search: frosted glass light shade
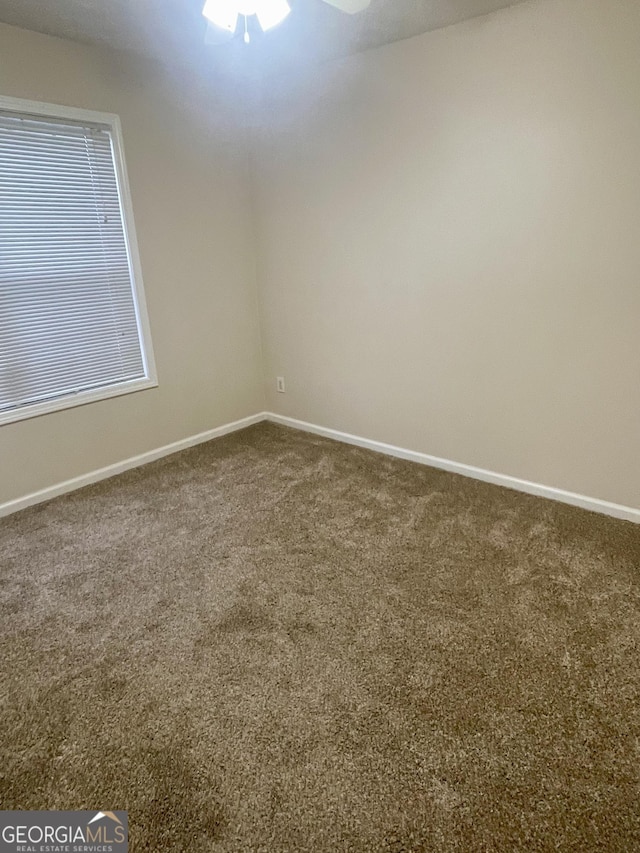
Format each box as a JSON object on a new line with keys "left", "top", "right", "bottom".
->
{"left": 202, "top": 0, "right": 239, "bottom": 33}
{"left": 255, "top": 0, "right": 291, "bottom": 30}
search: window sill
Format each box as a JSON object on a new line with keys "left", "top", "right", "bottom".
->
{"left": 0, "top": 377, "right": 159, "bottom": 427}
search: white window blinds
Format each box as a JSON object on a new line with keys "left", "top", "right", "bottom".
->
{"left": 0, "top": 105, "right": 154, "bottom": 422}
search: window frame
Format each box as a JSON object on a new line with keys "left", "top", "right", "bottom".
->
{"left": 0, "top": 94, "right": 157, "bottom": 426}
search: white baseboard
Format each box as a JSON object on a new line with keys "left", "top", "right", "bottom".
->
{"left": 3, "top": 409, "right": 638, "bottom": 525}
{"left": 0, "top": 412, "right": 268, "bottom": 519}
{"left": 265, "top": 413, "right": 640, "bottom": 525}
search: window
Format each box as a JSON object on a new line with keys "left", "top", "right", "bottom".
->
{"left": 0, "top": 96, "right": 156, "bottom": 425}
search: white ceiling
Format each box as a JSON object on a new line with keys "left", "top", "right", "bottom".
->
{"left": 0, "top": 0, "right": 528, "bottom": 75}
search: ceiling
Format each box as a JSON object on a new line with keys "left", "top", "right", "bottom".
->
{"left": 0, "top": 0, "right": 527, "bottom": 76}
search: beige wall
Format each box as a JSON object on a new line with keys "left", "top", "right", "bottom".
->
{"left": 2, "top": 0, "right": 639, "bottom": 513}
{"left": 0, "top": 23, "right": 265, "bottom": 505}
{"left": 252, "top": 0, "right": 640, "bottom": 509}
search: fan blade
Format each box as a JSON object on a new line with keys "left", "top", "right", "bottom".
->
{"left": 205, "top": 20, "right": 236, "bottom": 44}
{"left": 321, "top": 0, "right": 370, "bottom": 13}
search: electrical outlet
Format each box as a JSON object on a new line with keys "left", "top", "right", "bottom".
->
{"left": 276, "top": 376, "right": 286, "bottom": 393}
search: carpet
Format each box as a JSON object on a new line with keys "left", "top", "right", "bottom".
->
{"left": 1, "top": 422, "right": 639, "bottom": 852}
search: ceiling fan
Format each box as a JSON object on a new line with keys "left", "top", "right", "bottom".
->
{"left": 203, "top": 0, "right": 371, "bottom": 45}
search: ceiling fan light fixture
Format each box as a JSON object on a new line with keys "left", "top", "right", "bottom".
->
{"left": 202, "top": 0, "right": 239, "bottom": 33}
{"left": 203, "top": 0, "right": 369, "bottom": 46}
{"left": 203, "top": 0, "right": 290, "bottom": 38}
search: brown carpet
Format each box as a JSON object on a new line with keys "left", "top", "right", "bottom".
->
{"left": 1, "top": 423, "right": 640, "bottom": 852}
